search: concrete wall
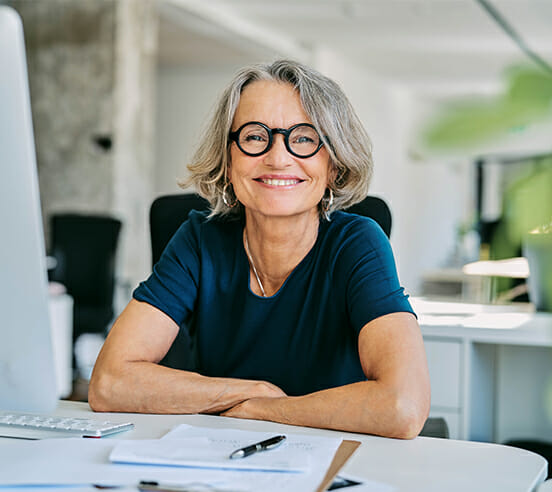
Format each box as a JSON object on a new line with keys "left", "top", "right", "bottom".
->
{"left": 9, "top": 0, "right": 117, "bottom": 245}
{"left": 10, "top": 0, "right": 158, "bottom": 296}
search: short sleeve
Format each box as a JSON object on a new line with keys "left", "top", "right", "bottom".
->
{"left": 133, "top": 212, "right": 203, "bottom": 326}
{"left": 339, "top": 217, "right": 415, "bottom": 334}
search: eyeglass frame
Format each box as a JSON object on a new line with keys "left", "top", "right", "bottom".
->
{"left": 228, "top": 121, "right": 325, "bottom": 159}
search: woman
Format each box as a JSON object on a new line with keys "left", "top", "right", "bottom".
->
{"left": 89, "top": 60, "right": 430, "bottom": 439}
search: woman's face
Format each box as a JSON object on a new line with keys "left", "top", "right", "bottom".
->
{"left": 228, "top": 80, "right": 332, "bottom": 221}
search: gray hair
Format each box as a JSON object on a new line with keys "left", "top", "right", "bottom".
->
{"left": 181, "top": 59, "right": 373, "bottom": 218}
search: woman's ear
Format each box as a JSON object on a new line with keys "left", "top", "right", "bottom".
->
{"left": 227, "top": 163, "right": 232, "bottom": 182}
{"left": 328, "top": 161, "right": 338, "bottom": 187}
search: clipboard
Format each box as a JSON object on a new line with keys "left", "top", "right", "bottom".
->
{"left": 315, "top": 439, "right": 361, "bottom": 492}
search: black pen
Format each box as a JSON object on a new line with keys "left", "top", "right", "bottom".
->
{"left": 229, "top": 434, "right": 286, "bottom": 459}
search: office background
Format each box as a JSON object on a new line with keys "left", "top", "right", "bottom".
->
{"left": 6, "top": 0, "right": 552, "bottom": 294}
{"left": 5, "top": 1, "right": 552, "bottom": 311}
{"left": 6, "top": 0, "right": 552, "bottom": 298}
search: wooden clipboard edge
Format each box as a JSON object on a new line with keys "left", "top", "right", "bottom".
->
{"left": 315, "top": 439, "right": 361, "bottom": 492}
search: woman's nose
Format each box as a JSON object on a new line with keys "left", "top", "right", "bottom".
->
{"left": 264, "top": 134, "right": 292, "bottom": 167}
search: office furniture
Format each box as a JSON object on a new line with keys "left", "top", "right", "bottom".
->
{"left": 343, "top": 195, "right": 392, "bottom": 238}
{"left": 149, "top": 193, "right": 210, "bottom": 371}
{"left": 149, "top": 193, "right": 210, "bottom": 267}
{"left": 416, "top": 298, "right": 552, "bottom": 443}
{"left": 49, "top": 213, "right": 122, "bottom": 343}
{"left": 419, "top": 416, "right": 449, "bottom": 439}
{"left": 0, "top": 400, "right": 544, "bottom": 491}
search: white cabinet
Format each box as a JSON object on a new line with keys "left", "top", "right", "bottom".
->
{"left": 424, "top": 338, "right": 463, "bottom": 439}
{"left": 424, "top": 339, "right": 462, "bottom": 409}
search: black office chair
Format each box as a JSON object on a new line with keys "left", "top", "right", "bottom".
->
{"left": 150, "top": 193, "right": 210, "bottom": 267}
{"left": 344, "top": 195, "right": 392, "bottom": 238}
{"left": 149, "top": 194, "right": 210, "bottom": 371}
{"left": 419, "top": 417, "right": 449, "bottom": 439}
{"left": 49, "top": 213, "right": 122, "bottom": 344}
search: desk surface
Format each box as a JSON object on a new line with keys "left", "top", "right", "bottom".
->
{"left": 5, "top": 400, "right": 541, "bottom": 492}
{"left": 414, "top": 297, "right": 552, "bottom": 346}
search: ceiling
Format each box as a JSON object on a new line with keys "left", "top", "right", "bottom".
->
{"left": 157, "top": 0, "right": 552, "bottom": 98}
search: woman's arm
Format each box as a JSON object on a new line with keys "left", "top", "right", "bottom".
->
{"left": 88, "top": 299, "right": 286, "bottom": 414}
{"left": 221, "top": 312, "right": 431, "bottom": 439}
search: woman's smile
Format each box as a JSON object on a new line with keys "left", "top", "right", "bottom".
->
{"left": 253, "top": 175, "right": 306, "bottom": 188}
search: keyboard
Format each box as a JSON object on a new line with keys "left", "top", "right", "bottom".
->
{"left": 0, "top": 411, "right": 134, "bottom": 439}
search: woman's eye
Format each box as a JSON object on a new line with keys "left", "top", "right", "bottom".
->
{"left": 244, "top": 133, "right": 266, "bottom": 142}
{"left": 294, "top": 135, "right": 315, "bottom": 144}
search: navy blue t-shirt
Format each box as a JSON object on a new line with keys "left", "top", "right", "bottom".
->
{"left": 133, "top": 210, "right": 414, "bottom": 396}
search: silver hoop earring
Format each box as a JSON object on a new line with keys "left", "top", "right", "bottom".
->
{"left": 322, "top": 188, "right": 334, "bottom": 212}
{"left": 222, "top": 182, "right": 238, "bottom": 208}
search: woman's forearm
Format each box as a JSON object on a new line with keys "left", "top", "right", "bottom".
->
{"left": 88, "top": 361, "right": 285, "bottom": 414}
{"left": 88, "top": 300, "right": 286, "bottom": 415}
{"left": 222, "top": 380, "right": 429, "bottom": 439}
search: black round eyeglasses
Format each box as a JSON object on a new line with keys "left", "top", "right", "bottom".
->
{"left": 229, "top": 121, "right": 325, "bottom": 158}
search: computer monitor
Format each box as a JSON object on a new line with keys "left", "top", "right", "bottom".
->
{"left": 0, "top": 6, "right": 58, "bottom": 413}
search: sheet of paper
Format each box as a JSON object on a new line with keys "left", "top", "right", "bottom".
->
{"left": 159, "top": 424, "right": 341, "bottom": 483}
{"left": 110, "top": 436, "right": 309, "bottom": 472}
{"left": 0, "top": 426, "right": 343, "bottom": 492}
{"left": 144, "top": 424, "right": 340, "bottom": 472}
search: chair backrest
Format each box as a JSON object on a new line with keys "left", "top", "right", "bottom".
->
{"left": 149, "top": 193, "right": 392, "bottom": 267}
{"left": 344, "top": 195, "right": 392, "bottom": 238}
{"left": 150, "top": 193, "right": 210, "bottom": 267}
{"left": 49, "top": 213, "right": 122, "bottom": 337}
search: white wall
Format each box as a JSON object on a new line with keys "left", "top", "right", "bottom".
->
{"left": 155, "top": 66, "right": 240, "bottom": 196}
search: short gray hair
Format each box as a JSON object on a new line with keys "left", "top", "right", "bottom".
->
{"left": 182, "top": 59, "right": 373, "bottom": 218}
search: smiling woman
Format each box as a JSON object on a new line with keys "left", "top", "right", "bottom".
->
{"left": 88, "top": 59, "right": 431, "bottom": 439}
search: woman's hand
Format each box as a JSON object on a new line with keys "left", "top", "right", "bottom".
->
{"left": 221, "top": 395, "right": 287, "bottom": 420}
{"left": 203, "top": 381, "right": 286, "bottom": 415}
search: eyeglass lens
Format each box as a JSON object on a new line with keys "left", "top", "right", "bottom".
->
{"left": 236, "top": 123, "right": 321, "bottom": 157}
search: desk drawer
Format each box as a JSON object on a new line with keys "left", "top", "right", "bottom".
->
{"left": 424, "top": 339, "right": 462, "bottom": 409}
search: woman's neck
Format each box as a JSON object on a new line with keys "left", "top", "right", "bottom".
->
{"left": 243, "top": 211, "right": 320, "bottom": 297}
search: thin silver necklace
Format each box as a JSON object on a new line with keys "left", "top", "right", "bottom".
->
{"left": 244, "top": 231, "right": 267, "bottom": 297}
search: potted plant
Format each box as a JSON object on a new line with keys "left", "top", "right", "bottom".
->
{"left": 523, "top": 221, "right": 552, "bottom": 311}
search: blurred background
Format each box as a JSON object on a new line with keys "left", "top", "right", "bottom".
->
{"left": 4, "top": 0, "right": 552, "bottom": 313}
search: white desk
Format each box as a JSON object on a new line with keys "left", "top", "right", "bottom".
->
{"left": 0, "top": 400, "right": 546, "bottom": 492}
{"left": 415, "top": 298, "right": 552, "bottom": 443}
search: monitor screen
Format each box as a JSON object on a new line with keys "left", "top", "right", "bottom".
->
{"left": 0, "top": 6, "right": 58, "bottom": 413}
